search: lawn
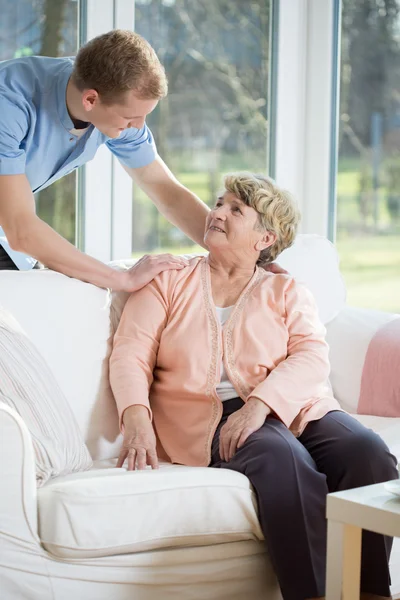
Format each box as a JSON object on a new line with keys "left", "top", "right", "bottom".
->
{"left": 336, "top": 234, "right": 400, "bottom": 313}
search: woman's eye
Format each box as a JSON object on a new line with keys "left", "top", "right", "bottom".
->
{"left": 233, "top": 207, "right": 242, "bottom": 214}
{"left": 215, "top": 202, "right": 222, "bottom": 208}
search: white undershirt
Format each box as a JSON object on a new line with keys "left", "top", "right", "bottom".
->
{"left": 69, "top": 126, "right": 90, "bottom": 139}
{"left": 215, "top": 305, "right": 238, "bottom": 402}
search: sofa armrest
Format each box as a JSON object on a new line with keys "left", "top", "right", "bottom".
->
{"left": 0, "top": 403, "right": 39, "bottom": 543}
{"left": 325, "top": 306, "right": 399, "bottom": 413}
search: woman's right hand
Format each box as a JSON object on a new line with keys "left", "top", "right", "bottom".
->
{"left": 117, "top": 405, "right": 159, "bottom": 470}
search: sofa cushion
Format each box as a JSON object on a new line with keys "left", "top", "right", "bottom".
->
{"left": 0, "top": 307, "right": 92, "bottom": 486}
{"left": 0, "top": 270, "right": 121, "bottom": 461}
{"left": 37, "top": 463, "right": 263, "bottom": 559}
{"left": 326, "top": 307, "right": 399, "bottom": 413}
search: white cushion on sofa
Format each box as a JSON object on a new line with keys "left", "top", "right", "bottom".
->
{"left": 276, "top": 234, "right": 346, "bottom": 325}
{"left": 0, "top": 270, "right": 120, "bottom": 461}
{"left": 37, "top": 463, "right": 263, "bottom": 559}
{"left": 326, "top": 306, "right": 399, "bottom": 413}
{"left": 0, "top": 307, "right": 92, "bottom": 486}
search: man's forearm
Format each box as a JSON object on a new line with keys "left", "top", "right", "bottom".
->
{"left": 150, "top": 183, "right": 210, "bottom": 248}
{"left": 126, "top": 159, "right": 210, "bottom": 249}
{"left": 13, "top": 215, "right": 125, "bottom": 289}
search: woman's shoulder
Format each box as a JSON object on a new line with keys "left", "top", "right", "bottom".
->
{"left": 257, "top": 268, "right": 294, "bottom": 291}
{"left": 153, "top": 254, "right": 206, "bottom": 290}
{"left": 257, "top": 269, "right": 314, "bottom": 302}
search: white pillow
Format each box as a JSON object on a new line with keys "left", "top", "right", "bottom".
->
{"left": 277, "top": 234, "right": 346, "bottom": 325}
{"left": 0, "top": 307, "right": 93, "bottom": 486}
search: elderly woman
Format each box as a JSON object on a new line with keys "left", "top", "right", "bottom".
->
{"left": 110, "top": 173, "right": 398, "bottom": 600}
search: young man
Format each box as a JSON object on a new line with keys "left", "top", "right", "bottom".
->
{"left": 0, "top": 29, "right": 210, "bottom": 291}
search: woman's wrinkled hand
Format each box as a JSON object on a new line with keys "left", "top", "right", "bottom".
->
{"left": 117, "top": 405, "right": 159, "bottom": 470}
{"left": 219, "top": 398, "right": 271, "bottom": 462}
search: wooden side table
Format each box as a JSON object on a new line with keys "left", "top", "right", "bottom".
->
{"left": 326, "top": 480, "right": 400, "bottom": 600}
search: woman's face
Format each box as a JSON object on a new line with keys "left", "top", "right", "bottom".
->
{"left": 204, "top": 191, "right": 271, "bottom": 256}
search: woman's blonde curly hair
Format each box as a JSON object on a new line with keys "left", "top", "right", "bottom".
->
{"left": 223, "top": 172, "right": 301, "bottom": 266}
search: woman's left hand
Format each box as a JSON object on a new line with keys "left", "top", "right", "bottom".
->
{"left": 219, "top": 398, "right": 271, "bottom": 462}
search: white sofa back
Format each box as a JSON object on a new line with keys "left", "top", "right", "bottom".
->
{"left": 0, "top": 235, "right": 346, "bottom": 461}
{"left": 0, "top": 271, "right": 120, "bottom": 460}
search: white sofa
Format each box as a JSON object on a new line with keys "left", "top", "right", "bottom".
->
{"left": 0, "top": 235, "right": 399, "bottom": 600}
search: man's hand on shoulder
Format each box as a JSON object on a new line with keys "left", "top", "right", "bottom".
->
{"left": 119, "top": 253, "right": 189, "bottom": 293}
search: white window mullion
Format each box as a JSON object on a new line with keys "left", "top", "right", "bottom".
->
{"left": 111, "top": 0, "right": 135, "bottom": 260}
{"left": 81, "top": 0, "right": 114, "bottom": 261}
{"left": 275, "top": 0, "right": 338, "bottom": 238}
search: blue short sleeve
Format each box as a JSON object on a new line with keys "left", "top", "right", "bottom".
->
{"left": 0, "top": 96, "right": 29, "bottom": 175}
{"left": 106, "top": 124, "right": 157, "bottom": 169}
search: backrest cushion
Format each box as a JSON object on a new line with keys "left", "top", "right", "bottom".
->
{"left": 0, "top": 307, "right": 92, "bottom": 485}
{"left": 0, "top": 270, "right": 121, "bottom": 461}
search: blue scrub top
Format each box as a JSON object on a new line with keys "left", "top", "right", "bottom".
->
{"left": 0, "top": 56, "right": 157, "bottom": 193}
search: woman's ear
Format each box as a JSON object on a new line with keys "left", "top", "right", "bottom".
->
{"left": 255, "top": 231, "right": 276, "bottom": 252}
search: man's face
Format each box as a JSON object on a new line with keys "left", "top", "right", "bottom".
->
{"left": 83, "top": 89, "right": 159, "bottom": 138}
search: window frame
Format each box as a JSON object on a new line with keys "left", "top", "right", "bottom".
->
{"left": 80, "top": 0, "right": 341, "bottom": 260}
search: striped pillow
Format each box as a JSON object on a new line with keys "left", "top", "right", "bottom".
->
{"left": 0, "top": 307, "right": 92, "bottom": 486}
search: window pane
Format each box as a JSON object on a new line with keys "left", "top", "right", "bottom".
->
{"left": 336, "top": 0, "right": 400, "bottom": 313}
{"left": 132, "top": 0, "right": 271, "bottom": 255}
{"left": 1, "top": 0, "right": 79, "bottom": 244}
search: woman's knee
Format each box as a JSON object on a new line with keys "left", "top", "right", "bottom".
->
{"left": 231, "top": 419, "right": 317, "bottom": 475}
{"left": 339, "top": 427, "right": 398, "bottom": 482}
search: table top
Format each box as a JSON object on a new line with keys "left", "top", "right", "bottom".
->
{"left": 327, "top": 480, "right": 400, "bottom": 537}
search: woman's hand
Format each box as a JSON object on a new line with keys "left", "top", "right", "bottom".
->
{"left": 122, "top": 254, "right": 189, "bottom": 293}
{"left": 117, "top": 405, "right": 159, "bottom": 470}
{"left": 219, "top": 398, "right": 271, "bottom": 462}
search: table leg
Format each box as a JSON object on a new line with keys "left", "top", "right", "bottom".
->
{"left": 326, "top": 520, "right": 362, "bottom": 600}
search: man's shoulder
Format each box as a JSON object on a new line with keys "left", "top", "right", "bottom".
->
{"left": 0, "top": 55, "right": 74, "bottom": 94}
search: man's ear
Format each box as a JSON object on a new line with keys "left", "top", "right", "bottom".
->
{"left": 255, "top": 230, "right": 276, "bottom": 252}
{"left": 82, "top": 89, "right": 99, "bottom": 112}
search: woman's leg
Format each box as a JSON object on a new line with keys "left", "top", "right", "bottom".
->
{"left": 211, "top": 398, "right": 329, "bottom": 600}
{"left": 299, "top": 411, "right": 399, "bottom": 598}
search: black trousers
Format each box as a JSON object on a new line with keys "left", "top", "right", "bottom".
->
{"left": 211, "top": 397, "right": 399, "bottom": 600}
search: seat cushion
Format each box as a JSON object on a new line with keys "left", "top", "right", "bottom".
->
{"left": 37, "top": 462, "right": 263, "bottom": 559}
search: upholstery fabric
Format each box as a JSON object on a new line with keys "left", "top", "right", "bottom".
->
{"left": 38, "top": 463, "right": 262, "bottom": 559}
{"left": 325, "top": 306, "right": 399, "bottom": 413}
{"left": 358, "top": 318, "right": 400, "bottom": 417}
{"left": 0, "top": 307, "right": 92, "bottom": 486}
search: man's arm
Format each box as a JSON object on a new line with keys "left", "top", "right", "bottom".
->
{"left": 1, "top": 174, "right": 189, "bottom": 291}
{"left": 0, "top": 174, "right": 129, "bottom": 288}
{"left": 124, "top": 155, "right": 210, "bottom": 249}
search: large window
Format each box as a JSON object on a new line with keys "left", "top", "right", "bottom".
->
{"left": 1, "top": 0, "right": 79, "bottom": 244}
{"left": 132, "top": 0, "right": 272, "bottom": 254}
{"left": 336, "top": 0, "right": 400, "bottom": 313}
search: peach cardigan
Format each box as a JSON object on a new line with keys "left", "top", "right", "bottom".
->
{"left": 110, "top": 256, "right": 342, "bottom": 466}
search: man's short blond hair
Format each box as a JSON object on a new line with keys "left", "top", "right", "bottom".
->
{"left": 223, "top": 172, "right": 301, "bottom": 265}
{"left": 72, "top": 29, "right": 168, "bottom": 104}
